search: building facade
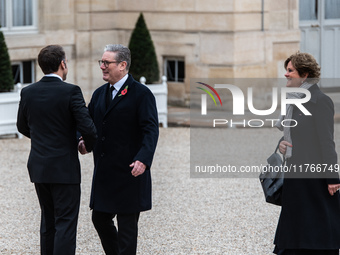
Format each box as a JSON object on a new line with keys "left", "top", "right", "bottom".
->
{"left": 1, "top": 0, "right": 339, "bottom": 105}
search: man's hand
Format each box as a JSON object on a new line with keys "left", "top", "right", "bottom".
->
{"left": 130, "top": 160, "right": 146, "bottom": 177}
{"left": 78, "top": 139, "right": 88, "bottom": 155}
{"left": 328, "top": 184, "right": 340, "bottom": 196}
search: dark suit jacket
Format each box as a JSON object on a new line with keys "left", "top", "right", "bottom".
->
{"left": 88, "top": 74, "right": 159, "bottom": 214}
{"left": 17, "top": 76, "right": 97, "bottom": 184}
{"left": 274, "top": 84, "right": 340, "bottom": 250}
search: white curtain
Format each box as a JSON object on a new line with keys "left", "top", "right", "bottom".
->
{"left": 12, "top": 0, "right": 33, "bottom": 26}
{"left": 0, "top": 0, "right": 6, "bottom": 27}
{"left": 325, "top": 0, "right": 340, "bottom": 19}
{"left": 299, "top": 0, "right": 318, "bottom": 20}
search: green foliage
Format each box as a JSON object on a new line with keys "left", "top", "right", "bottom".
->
{"left": 0, "top": 29, "right": 14, "bottom": 92}
{"left": 128, "top": 13, "right": 159, "bottom": 84}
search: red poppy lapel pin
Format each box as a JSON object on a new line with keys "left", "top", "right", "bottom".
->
{"left": 118, "top": 85, "right": 128, "bottom": 97}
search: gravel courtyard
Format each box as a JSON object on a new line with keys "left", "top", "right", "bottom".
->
{"left": 1, "top": 126, "right": 340, "bottom": 255}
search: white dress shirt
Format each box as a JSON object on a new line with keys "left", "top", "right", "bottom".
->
{"left": 44, "top": 73, "right": 63, "bottom": 81}
{"left": 109, "top": 74, "right": 128, "bottom": 99}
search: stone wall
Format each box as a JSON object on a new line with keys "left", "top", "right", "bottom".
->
{"left": 4, "top": 0, "right": 300, "bottom": 106}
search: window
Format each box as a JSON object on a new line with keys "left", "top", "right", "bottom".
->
{"left": 299, "top": 0, "right": 340, "bottom": 21}
{"left": 0, "top": 0, "right": 37, "bottom": 32}
{"left": 12, "top": 60, "right": 35, "bottom": 85}
{"left": 325, "top": 0, "right": 340, "bottom": 19}
{"left": 299, "top": 0, "right": 318, "bottom": 20}
{"left": 164, "top": 57, "right": 185, "bottom": 82}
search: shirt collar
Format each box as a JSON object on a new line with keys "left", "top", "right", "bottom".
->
{"left": 44, "top": 73, "right": 63, "bottom": 81}
{"left": 111, "top": 74, "right": 128, "bottom": 91}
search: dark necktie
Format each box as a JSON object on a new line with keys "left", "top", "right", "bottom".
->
{"left": 106, "top": 86, "right": 114, "bottom": 109}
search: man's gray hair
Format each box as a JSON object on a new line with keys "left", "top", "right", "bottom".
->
{"left": 104, "top": 44, "right": 131, "bottom": 71}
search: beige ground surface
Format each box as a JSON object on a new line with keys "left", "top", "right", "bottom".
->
{"left": 1, "top": 126, "right": 340, "bottom": 254}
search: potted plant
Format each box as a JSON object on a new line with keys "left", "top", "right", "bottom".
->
{"left": 0, "top": 28, "right": 22, "bottom": 137}
{"left": 128, "top": 14, "right": 168, "bottom": 127}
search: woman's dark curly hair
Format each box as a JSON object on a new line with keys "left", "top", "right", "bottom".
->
{"left": 284, "top": 52, "right": 320, "bottom": 83}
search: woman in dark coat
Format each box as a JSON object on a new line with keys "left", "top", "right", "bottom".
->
{"left": 273, "top": 52, "right": 340, "bottom": 255}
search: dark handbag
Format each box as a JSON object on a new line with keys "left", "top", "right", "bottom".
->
{"left": 259, "top": 138, "right": 286, "bottom": 206}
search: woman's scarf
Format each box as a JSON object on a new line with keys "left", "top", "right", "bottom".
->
{"left": 275, "top": 82, "right": 313, "bottom": 158}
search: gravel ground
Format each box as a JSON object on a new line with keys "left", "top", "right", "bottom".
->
{"left": 1, "top": 126, "right": 340, "bottom": 255}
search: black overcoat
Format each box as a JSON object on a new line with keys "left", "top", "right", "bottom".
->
{"left": 274, "top": 84, "right": 340, "bottom": 250}
{"left": 88, "top": 74, "right": 159, "bottom": 214}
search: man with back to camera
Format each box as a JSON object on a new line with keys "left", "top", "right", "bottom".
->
{"left": 78, "top": 44, "right": 159, "bottom": 254}
{"left": 17, "top": 45, "right": 97, "bottom": 255}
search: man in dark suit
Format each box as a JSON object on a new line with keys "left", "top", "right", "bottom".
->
{"left": 17, "top": 45, "right": 97, "bottom": 255}
{"left": 79, "top": 44, "right": 159, "bottom": 255}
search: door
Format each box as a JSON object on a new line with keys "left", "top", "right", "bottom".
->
{"left": 300, "top": 0, "right": 340, "bottom": 81}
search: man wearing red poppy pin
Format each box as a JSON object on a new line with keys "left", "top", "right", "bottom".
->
{"left": 79, "top": 44, "right": 159, "bottom": 255}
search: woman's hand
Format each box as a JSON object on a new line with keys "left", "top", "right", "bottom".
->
{"left": 328, "top": 184, "right": 340, "bottom": 196}
{"left": 279, "top": 140, "right": 292, "bottom": 155}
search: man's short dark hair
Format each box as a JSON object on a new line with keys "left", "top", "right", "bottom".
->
{"left": 38, "top": 45, "right": 65, "bottom": 74}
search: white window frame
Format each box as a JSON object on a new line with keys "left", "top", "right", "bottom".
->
{"left": 12, "top": 60, "right": 35, "bottom": 85}
{"left": 0, "top": 0, "right": 38, "bottom": 34}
